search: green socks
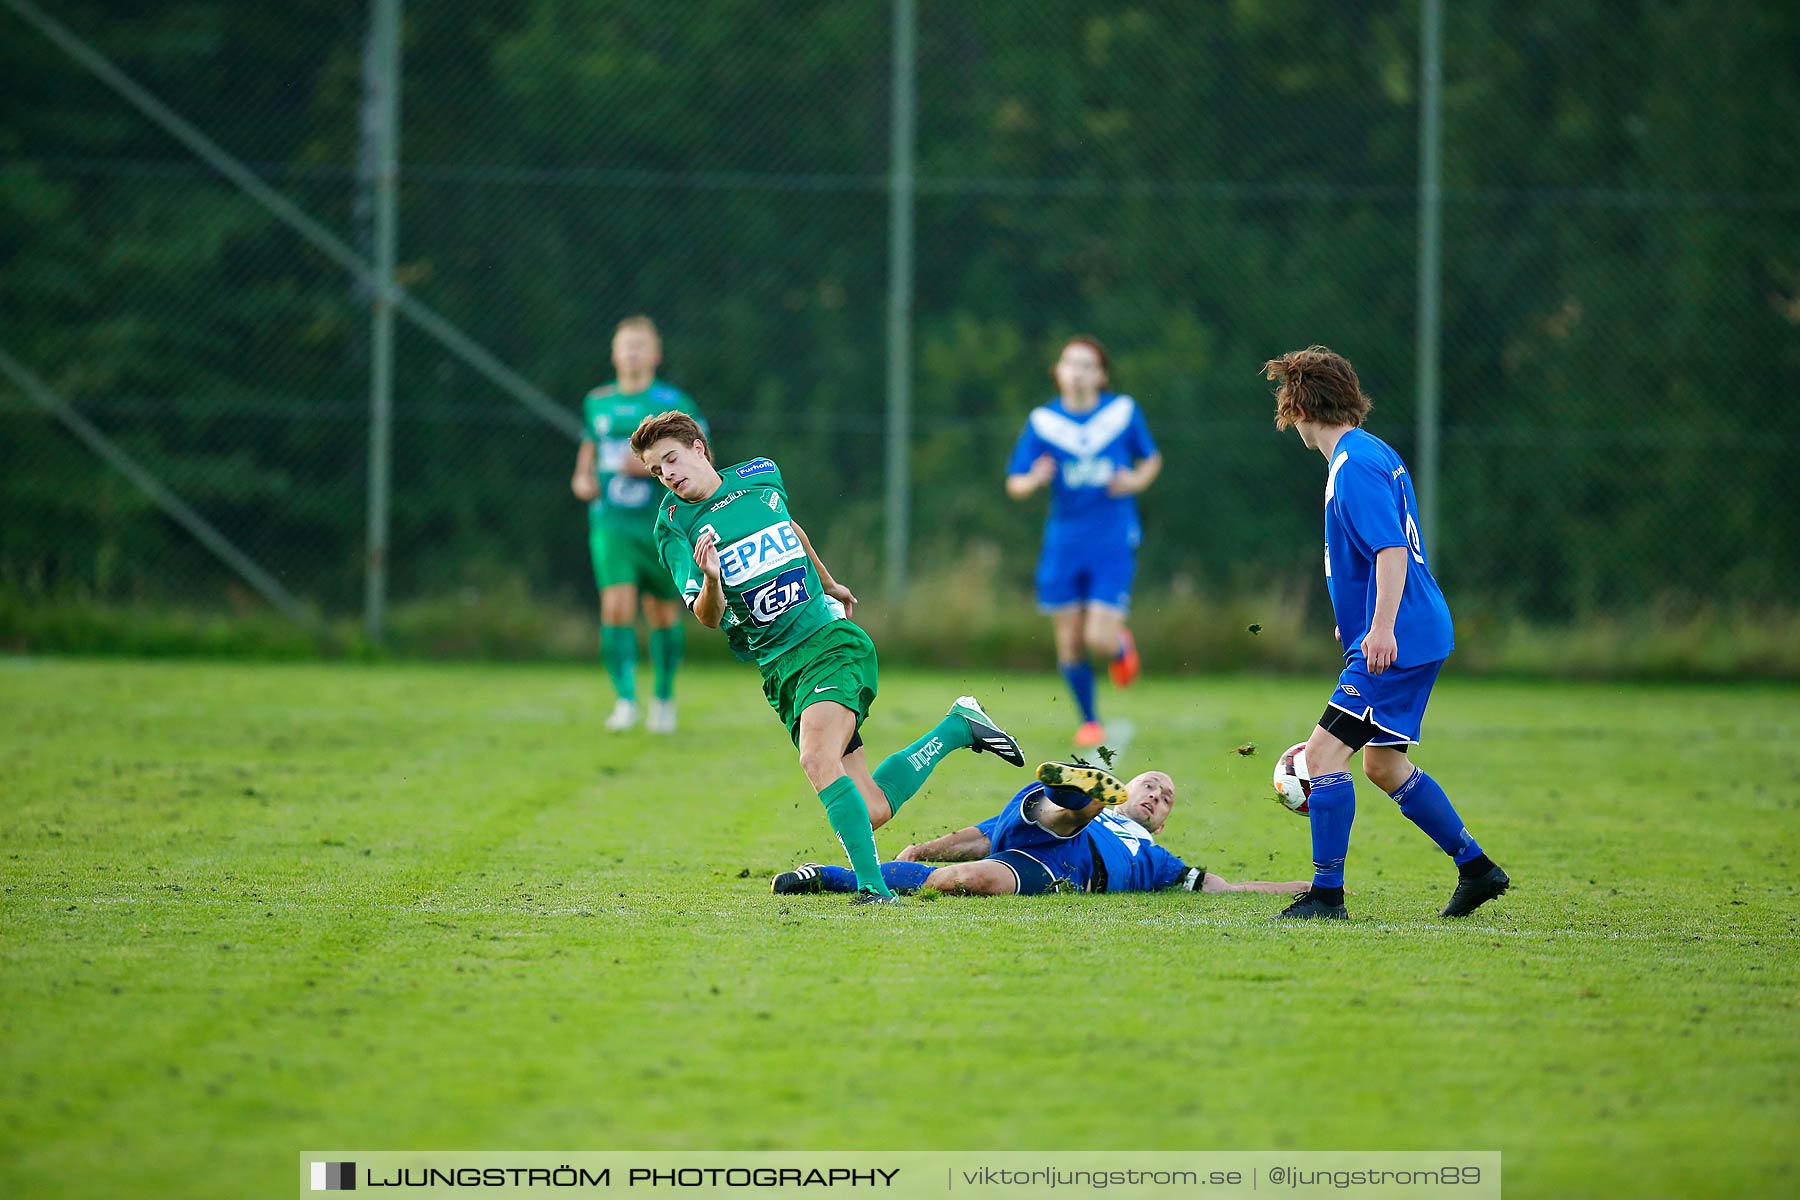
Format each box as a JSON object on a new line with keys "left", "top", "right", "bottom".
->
{"left": 650, "top": 624, "right": 683, "bottom": 701}
{"left": 603, "top": 625, "right": 681, "bottom": 702}
{"left": 601, "top": 625, "right": 637, "bottom": 702}
{"left": 871, "top": 712, "right": 973, "bottom": 817}
{"left": 817, "top": 775, "right": 892, "bottom": 896}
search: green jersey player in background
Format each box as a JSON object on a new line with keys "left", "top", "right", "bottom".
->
{"left": 630, "top": 411, "right": 1027, "bottom": 904}
{"left": 570, "top": 316, "right": 708, "bottom": 734}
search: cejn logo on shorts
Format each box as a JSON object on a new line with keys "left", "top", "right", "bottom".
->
{"left": 718, "top": 521, "right": 805, "bottom": 587}
{"left": 745, "top": 565, "right": 811, "bottom": 626}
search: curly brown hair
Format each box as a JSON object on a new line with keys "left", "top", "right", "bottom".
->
{"left": 1262, "top": 346, "right": 1371, "bottom": 431}
{"left": 629, "top": 410, "right": 712, "bottom": 463}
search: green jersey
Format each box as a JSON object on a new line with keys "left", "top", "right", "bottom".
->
{"left": 653, "top": 457, "right": 843, "bottom": 667}
{"left": 581, "top": 380, "right": 706, "bottom": 537}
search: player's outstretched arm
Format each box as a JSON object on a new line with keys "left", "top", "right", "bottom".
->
{"left": 790, "top": 521, "right": 857, "bottom": 617}
{"left": 896, "top": 826, "right": 993, "bottom": 863}
{"left": 1195, "top": 871, "right": 1312, "bottom": 894}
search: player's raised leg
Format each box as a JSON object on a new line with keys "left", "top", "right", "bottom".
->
{"left": 852, "top": 695, "right": 1023, "bottom": 830}
{"left": 1082, "top": 588, "right": 1139, "bottom": 692}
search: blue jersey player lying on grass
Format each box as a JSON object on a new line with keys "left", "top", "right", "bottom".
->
{"left": 1262, "top": 346, "right": 1509, "bottom": 922}
{"left": 772, "top": 762, "right": 1309, "bottom": 898}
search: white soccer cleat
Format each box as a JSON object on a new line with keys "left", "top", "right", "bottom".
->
{"left": 948, "top": 695, "right": 1025, "bottom": 766}
{"left": 646, "top": 698, "right": 678, "bottom": 734}
{"left": 603, "top": 699, "right": 640, "bottom": 732}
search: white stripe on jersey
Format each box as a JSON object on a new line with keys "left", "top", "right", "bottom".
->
{"left": 1325, "top": 449, "right": 1350, "bottom": 503}
{"left": 1028, "top": 395, "right": 1138, "bottom": 459}
{"left": 1096, "top": 810, "right": 1155, "bottom": 857}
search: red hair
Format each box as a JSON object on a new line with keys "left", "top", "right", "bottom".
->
{"left": 1054, "top": 336, "right": 1110, "bottom": 385}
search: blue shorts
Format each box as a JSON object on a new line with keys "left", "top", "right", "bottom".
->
{"left": 981, "top": 787, "right": 1096, "bottom": 893}
{"left": 1327, "top": 657, "right": 1445, "bottom": 746}
{"left": 1034, "top": 537, "right": 1136, "bottom": 613}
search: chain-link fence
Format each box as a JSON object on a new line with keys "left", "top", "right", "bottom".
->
{"left": 3, "top": 0, "right": 1796, "bottom": 659}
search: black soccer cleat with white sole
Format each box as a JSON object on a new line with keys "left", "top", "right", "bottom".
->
{"left": 771, "top": 863, "right": 829, "bottom": 895}
{"left": 850, "top": 886, "right": 903, "bottom": 906}
{"left": 1034, "top": 760, "right": 1128, "bottom": 807}
{"left": 948, "top": 695, "right": 1024, "bottom": 766}
{"left": 1275, "top": 889, "right": 1349, "bottom": 920}
{"left": 1440, "top": 864, "right": 1510, "bottom": 918}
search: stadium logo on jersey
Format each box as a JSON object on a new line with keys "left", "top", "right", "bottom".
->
{"left": 744, "top": 565, "right": 811, "bottom": 626}
{"left": 1029, "top": 395, "right": 1136, "bottom": 458}
{"left": 706, "top": 490, "right": 749, "bottom": 513}
{"left": 736, "top": 457, "right": 777, "bottom": 478}
{"left": 717, "top": 521, "right": 805, "bottom": 586}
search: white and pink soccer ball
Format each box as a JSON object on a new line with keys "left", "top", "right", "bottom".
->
{"left": 1272, "top": 741, "right": 1312, "bottom": 815}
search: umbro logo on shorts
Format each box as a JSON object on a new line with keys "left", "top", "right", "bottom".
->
{"left": 1342, "top": 684, "right": 1361, "bottom": 696}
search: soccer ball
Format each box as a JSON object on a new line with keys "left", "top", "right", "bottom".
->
{"left": 1272, "top": 741, "right": 1312, "bottom": 814}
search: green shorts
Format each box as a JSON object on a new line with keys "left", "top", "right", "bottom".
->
{"left": 760, "top": 620, "right": 880, "bottom": 746}
{"left": 589, "top": 520, "right": 676, "bottom": 600}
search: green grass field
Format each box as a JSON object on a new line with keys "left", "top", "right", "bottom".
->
{"left": 3, "top": 657, "right": 1796, "bottom": 1198}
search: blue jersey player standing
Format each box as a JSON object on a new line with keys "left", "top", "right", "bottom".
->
{"left": 1006, "top": 337, "right": 1161, "bottom": 748}
{"left": 1263, "top": 346, "right": 1509, "bottom": 920}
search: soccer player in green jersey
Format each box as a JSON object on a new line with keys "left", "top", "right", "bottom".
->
{"left": 571, "top": 316, "right": 707, "bottom": 734}
{"left": 630, "top": 411, "right": 1027, "bottom": 904}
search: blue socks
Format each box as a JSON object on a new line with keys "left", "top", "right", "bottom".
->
{"left": 1390, "top": 768, "right": 1482, "bottom": 864}
{"left": 1059, "top": 660, "right": 1098, "bottom": 723}
{"left": 815, "top": 861, "right": 935, "bottom": 894}
{"left": 1307, "top": 770, "right": 1356, "bottom": 889}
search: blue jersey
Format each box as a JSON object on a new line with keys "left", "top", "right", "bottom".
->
{"left": 1086, "top": 810, "right": 1190, "bottom": 893}
{"left": 976, "top": 787, "right": 1190, "bottom": 893}
{"left": 1324, "top": 428, "right": 1454, "bottom": 667}
{"left": 1007, "top": 393, "right": 1158, "bottom": 549}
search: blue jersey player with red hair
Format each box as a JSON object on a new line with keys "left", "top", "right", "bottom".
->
{"left": 1263, "top": 346, "right": 1509, "bottom": 921}
{"left": 1006, "top": 337, "right": 1161, "bottom": 749}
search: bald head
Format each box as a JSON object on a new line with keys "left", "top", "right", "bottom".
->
{"left": 1115, "top": 770, "right": 1176, "bottom": 833}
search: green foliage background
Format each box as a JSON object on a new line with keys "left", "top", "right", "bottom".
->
{"left": 2, "top": 1, "right": 1796, "bottom": 634}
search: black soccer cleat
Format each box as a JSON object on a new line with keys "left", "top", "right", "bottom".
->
{"left": 771, "top": 863, "right": 829, "bottom": 895}
{"left": 1440, "top": 864, "right": 1510, "bottom": 918}
{"left": 850, "top": 886, "right": 903, "bottom": 906}
{"left": 1275, "top": 889, "right": 1349, "bottom": 920}
{"left": 1035, "top": 760, "right": 1128, "bottom": 807}
{"left": 949, "top": 695, "right": 1024, "bottom": 766}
